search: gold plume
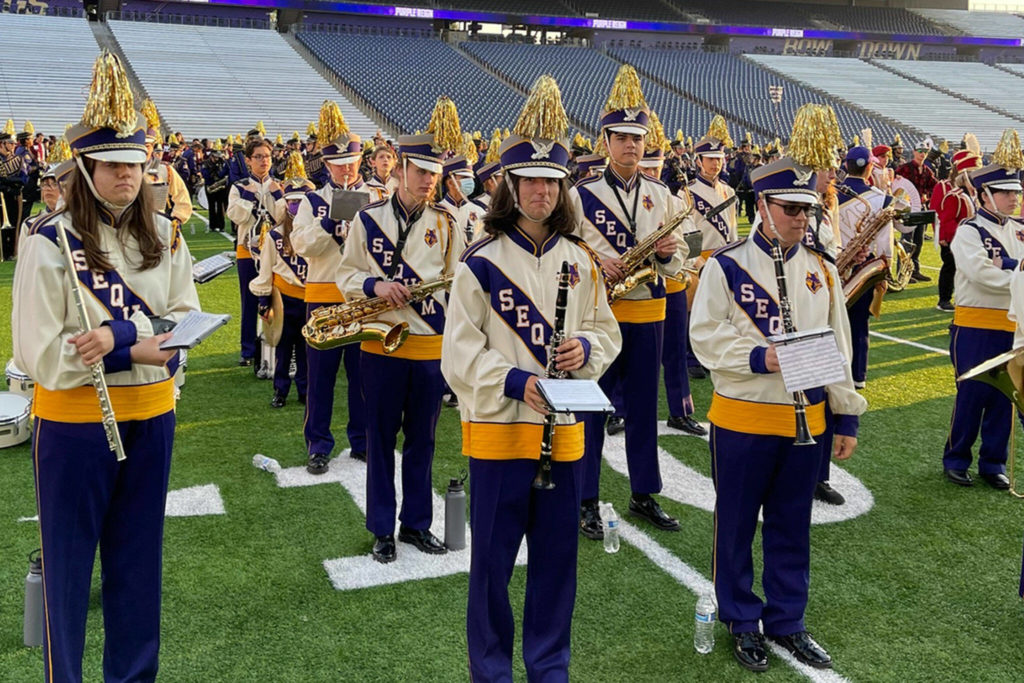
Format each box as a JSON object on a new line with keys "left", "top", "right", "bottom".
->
{"left": 744, "top": 131, "right": 751, "bottom": 143}
{"left": 426, "top": 95, "right": 462, "bottom": 152}
{"left": 503, "top": 127, "right": 510, "bottom": 139}
{"left": 212, "top": 138, "right": 223, "bottom": 151}
{"left": 939, "top": 139, "right": 949, "bottom": 154}
{"left": 256, "top": 120, "right": 266, "bottom": 136}
{"left": 292, "top": 130, "right": 300, "bottom": 141}
{"left": 463, "top": 133, "right": 479, "bottom": 165}
{"left": 47, "top": 135, "right": 71, "bottom": 164}
{"left": 226, "top": 134, "right": 235, "bottom": 147}
{"left": 964, "top": 133, "right": 980, "bottom": 157}
{"left": 787, "top": 104, "right": 838, "bottom": 170}
{"left": 604, "top": 64, "right": 647, "bottom": 112}
{"left": 675, "top": 129, "right": 685, "bottom": 143}
{"left": 307, "top": 121, "right": 317, "bottom": 137}
{"left": 594, "top": 133, "right": 607, "bottom": 157}
{"left": 485, "top": 129, "right": 502, "bottom": 163}
{"left": 317, "top": 101, "right": 348, "bottom": 143}
{"left": 513, "top": 75, "right": 568, "bottom": 141}
{"left": 284, "top": 151, "right": 308, "bottom": 182}
{"left": 141, "top": 98, "right": 160, "bottom": 130}
{"left": 645, "top": 111, "right": 670, "bottom": 154}
{"left": 275, "top": 133, "right": 283, "bottom": 145}
{"left": 993, "top": 129, "right": 1024, "bottom": 170}
{"left": 81, "top": 51, "right": 137, "bottom": 138}
{"left": 824, "top": 106, "right": 844, "bottom": 151}
{"left": 860, "top": 128, "right": 873, "bottom": 149}
{"left": 686, "top": 135, "right": 692, "bottom": 146}
{"left": 852, "top": 134, "right": 860, "bottom": 147}
{"left": 3, "top": 119, "right": 14, "bottom": 136}
{"left": 894, "top": 134, "right": 902, "bottom": 145}
{"left": 706, "top": 115, "right": 733, "bottom": 148}
{"left": 472, "top": 130, "right": 482, "bottom": 140}
{"left": 24, "top": 121, "right": 34, "bottom": 134}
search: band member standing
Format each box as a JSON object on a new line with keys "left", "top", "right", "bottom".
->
{"left": 442, "top": 75, "right": 620, "bottom": 682}
{"left": 292, "top": 101, "right": 385, "bottom": 474}
{"left": 943, "top": 130, "right": 1024, "bottom": 489}
{"left": 12, "top": 52, "right": 200, "bottom": 682}
{"left": 689, "top": 117, "right": 739, "bottom": 260}
{"left": 571, "top": 64, "right": 688, "bottom": 538}
{"left": 0, "top": 120, "right": 27, "bottom": 233}
{"left": 934, "top": 142, "right": 982, "bottom": 312}
{"left": 250, "top": 152, "right": 313, "bottom": 408}
{"left": 337, "top": 101, "right": 464, "bottom": 563}
{"left": 202, "top": 139, "right": 229, "bottom": 233}
{"left": 366, "top": 142, "right": 399, "bottom": 196}
{"left": 690, "top": 155, "right": 866, "bottom": 673}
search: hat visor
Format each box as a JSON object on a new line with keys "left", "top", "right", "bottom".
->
{"left": 765, "top": 191, "right": 819, "bottom": 204}
{"left": 407, "top": 157, "right": 442, "bottom": 174}
{"left": 508, "top": 166, "right": 568, "bottom": 179}
{"left": 605, "top": 124, "right": 648, "bottom": 136}
{"left": 84, "top": 149, "right": 147, "bottom": 164}
{"left": 697, "top": 151, "right": 726, "bottom": 159}
{"left": 326, "top": 154, "right": 361, "bottom": 166}
{"left": 989, "top": 180, "right": 1023, "bottom": 192}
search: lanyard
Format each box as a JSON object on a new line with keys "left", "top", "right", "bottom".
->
{"left": 388, "top": 193, "right": 422, "bottom": 280}
{"left": 605, "top": 168, "right": 641, "bottom": 238}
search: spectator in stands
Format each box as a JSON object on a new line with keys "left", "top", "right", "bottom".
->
{"left": 896, "top": 138, "right": 938, "bottom": 282}
{"left": 934, "top": 150, "right": 982, "bottom": 312}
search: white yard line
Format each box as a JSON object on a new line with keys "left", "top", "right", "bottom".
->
{"left": 869, "top": 331, "right": 949, "bottom": 356}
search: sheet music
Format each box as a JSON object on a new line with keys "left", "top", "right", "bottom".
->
{"left": 536, "top": 379, "right": 613, "bottom": 414}
{"left": 159, "top": 311, "right": 231, "bottom": 350}
{"left": 768, "top": 328, "right": 849, "bottom": 393}
{"left": 192, "top": 253, "right": 235, "bottom": 284}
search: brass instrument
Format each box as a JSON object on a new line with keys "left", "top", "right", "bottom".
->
{"left": 608, "top": 204, "right": 695, "bottom": 302}
{"left": 303, "top": 275, "right": 453, "bottom": 352}
{"left": 835, "top": 185, "right": 909, "bottom": 305}
{"left": 54, "top": 222, "right": 127, "bottom": 461}
{"left": 206, "top": 175, "right": 229, "bottom": 194}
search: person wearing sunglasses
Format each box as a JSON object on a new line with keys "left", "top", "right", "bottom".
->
{"left": 691, "top": 155, "right": 866, "bottom": 673}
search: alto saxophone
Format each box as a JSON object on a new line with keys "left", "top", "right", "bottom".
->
{"left": 608, "top": 204, "right": 696, "bottom": 302}
{"left": 835, "top": 185, "right": 909, "bottom": 305}
{"left": 303, "top": 275, "right": 454, "bottom": 352}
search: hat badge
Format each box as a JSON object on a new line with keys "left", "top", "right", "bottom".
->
{"left": 792, "top": 168, "right": 813, "bottom": 187}
{"left": 530, "top": 139, "right": 554, "bottom": 160}
{"left": 623, "top": 107, "right": 643, "bottom": 122}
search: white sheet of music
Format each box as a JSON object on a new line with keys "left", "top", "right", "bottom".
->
{"left": 159, "top": 311, "right": 231, "bottom": 350}
{"left": 536, "top": 379, "right": 613, "bottom": 414}
{"left": 768, "top": 327, "right": 849, "bottom": 393}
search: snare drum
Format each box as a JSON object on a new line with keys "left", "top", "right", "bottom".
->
{"left": 0, "top": 392, "right": 31, "bottom": 448}
{"left": 5, "top": 359, "right": 35, "bottom": 401}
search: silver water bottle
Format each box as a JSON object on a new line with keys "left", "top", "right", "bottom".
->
{"left": 24, "top": 549, "right": 43, "bottom": 647}
{"left": 444, "top": 473, "right": 467, "bottom": 551}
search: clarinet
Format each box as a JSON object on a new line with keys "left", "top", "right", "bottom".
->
{"left": 54, "top": 222, "right": 128, "bottom": 461}
{"left": 768, "top": 236, "right": 817, "bottom": 446}
{"left": 533, "top": 260, "right": 572, "bottom": 490}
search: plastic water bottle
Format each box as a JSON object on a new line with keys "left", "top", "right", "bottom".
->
{"left": 24, "top": 549, "right": 43, "bottom": 647}
{"left": 444, "top": 473, "right": 467, "bottom": 551}
{"left": 600, "top": 502, "right": 620, "bottom": 554}
{"left": 694, "top": 592, "right": 717, "bottom": 654}
{"left": 252, "top": 453, "right": 281, "bottom": 473}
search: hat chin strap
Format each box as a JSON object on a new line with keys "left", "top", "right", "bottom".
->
{"left": 74, "top": 156, "right": 136, "bottom": 213}
{"left": 983, "top": 187, "right": 1009, "bottom": 222}
{"left": 505, "top": 174, "right": 552, "bottom": 224}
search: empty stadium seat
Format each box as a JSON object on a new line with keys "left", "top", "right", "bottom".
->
{"left": 876, "top": 60, "right": 1024, "bottom": 123}
{"left": 912, "top": 8, "right": 1024, "bottom": 38}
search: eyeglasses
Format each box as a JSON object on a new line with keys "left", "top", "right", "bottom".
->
{"left": 767, "top": 200, "right": 815, "bottom": 217}
{"left": 249, "top": 154, "right": 271, "bottom": 161}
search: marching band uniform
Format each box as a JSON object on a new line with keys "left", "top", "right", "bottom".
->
{"left": 226, "top": 163, "right": 286, "bottom": 365}
{"left": 438, "top": 155, "right": 479, "bottom": 244}
{"left": 143, "top": 149, "right": 192, "bottom": 228}
{"left": 201, "top": 141, "right": 229, "bottom": 232}
{"left": 338, "top": 129, "right": 462, "bottom": 561}
{"left": 303, "top": 135, "right": 329, "bottom": 188}
{"left": 12, "top": 54, "right": 200, "bottom": 682}
{"left": 689, "top": 135, "right": 738, "bottom": 259}
{"left": 441, "top": 76, "right": 621, "bottom": 682}
{"left": 943, "top": 153, "right": 1024, "bottom": 489}
{"left": 571, "top": 65, "right": 688, "bottom": 535}
{"left": 933, "top": 150, "right": 981, "bottom": 311}
{"left": 690, "top": 157, "right": 866, "bottom": 671}
{"left": 367, "top": 170, "right": 399, "bottom": 196}
{"left": 0, "top": 127, "right": 27, "bottom": 236}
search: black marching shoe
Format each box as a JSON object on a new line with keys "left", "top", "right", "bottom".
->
{"left": 579, "top": 500, "right": 604, "bottom": 540}
{"left": 628, "top": 494, "right": 680, "bottom": 531}
{"left": 306, "top": 453, "right": 330, "bottom": 475}
{"left": 936, "top": 300, "right": 954, "bottom": 312}
{"left": 814, "top": 481, "right": 845, "bottom": 506}
{"left": 910, "top": 271, "right": 932, "bottom": 283}
{"left": 688, "top": 365, "right": 708, "bottom": 380}
{"left": 980, "top": 472, "right": 1010, "bottom": 490}
{"left": 733, "top": 632, "right": 769, "bottom": 672}
{"left": 270, "top": 393, "right": 286, "bottom": 409}
{"left": 768, "top": 631, "right": 832, "bottom": 669}
{"left": 667, "top": 415, "right": 708, "bottom": 437}
{"left": 605, "top": 415, "right": 625, "bottom": 436}
{"left": 372, "top": 534, "right": 396, "bottom": 563}
{"left": 349, "top": 450, "right": 367, "bottom": 462}
{"left": 944, "top": 468, "right": 973, "bottom": 487}
{"left": 398, "top": 525, "right": 447, "bottom": 554}
{"left": 442, "top": 393, "right": 459, "bottom": 408}
{"left": 238, "top": 356, "right": 253, "bottom": 367}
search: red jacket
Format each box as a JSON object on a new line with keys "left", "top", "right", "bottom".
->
{"left": 936, "top": 187, "right": 974, "bottom": 244}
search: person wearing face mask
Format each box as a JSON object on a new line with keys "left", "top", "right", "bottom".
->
{"left": 226, "top": 137, "right": 286, "bottom": 367}
{"left": 337, "top": 97, "right": 464, "bottom": 564}
{"left": 943, "top": 129, "right": 1024, "bottom": 490}
{"left": 571, "top": 65, "right": 688, "bottom": 540}
{"left": 443, "top": 74, "right": 620, "bottom": 683}
{"left": 12, "top": 52, "right": 200, "bottom": 683}
{"left": 249, "top": 152, "right": 313, "bottom": 409}
{"left": 291, "top": 101, "right": 386, "bottom": 475}
{"left": 690, "top": 155, "right": 865, "bottom": 674}
{"left": 438, "top": 155, "right": 480, "bottom": 244}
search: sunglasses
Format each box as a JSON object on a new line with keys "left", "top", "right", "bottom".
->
{"left": 767, "top": 200, "right": 814, "bottom": 217}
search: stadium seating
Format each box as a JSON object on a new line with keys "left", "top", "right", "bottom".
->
{"left": 998, "top": 63, "right": 1024, "bottom": 78}
{"left": 435, "top": 0, "right": 578, "bottom": 16}
{"left": 677, "top": 1, "right": 946, "bottom": 34}
{"left": 876, "top": 60, "right": 1024, "bottom": 124}
{"left": 609, "top": 47, "right": 916, "bottom": 146}
{"left": 460, "top": 41, "right": 718, "bottom": 141}
{"left": 564, "top": 0, "right": 684, "bottom": 22}
{"left": 297, "top": 32, "right": 525, "bottom": 136}
{"left": 0, "top": 13, "right": 100, "bottom": 137}
{"left": 108, "top": 21, "right": 381, "bottom": 140}
{"left": 747, "top": 55, "right": 1018, "bottom": 150}
{"left": 912, "top": 8, "right": 1024, "bottom": 38}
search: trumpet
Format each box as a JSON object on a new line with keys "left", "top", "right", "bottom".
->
{"left": 303, "top": 275, "right": 453, "bottom": 352}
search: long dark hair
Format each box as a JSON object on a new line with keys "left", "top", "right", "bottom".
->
{"left": 62, "top": 159, "right": 163, "bottom": 272}
{"left": 481, "top": 174, "right": 576, "bottom": 237}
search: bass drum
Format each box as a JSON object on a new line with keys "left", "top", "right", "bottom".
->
{"left": 0, "top": 392, "right": 31, "bottom": 448}
{"left": 5, "top": 359, "right": 35, "bottom": 401}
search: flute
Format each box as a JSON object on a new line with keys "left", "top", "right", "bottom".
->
{"left": 533, "top": 260, "right": 571, "bottom": 490}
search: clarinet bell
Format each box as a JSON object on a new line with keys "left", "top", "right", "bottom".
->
{"left": 532, "top": 464, "right": 556, "bottom": 490}
{"left": 794, "top": 409, "right": 817, "bottom": 447}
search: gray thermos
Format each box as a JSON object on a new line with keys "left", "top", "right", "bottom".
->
{"left": 24, "top": 549, "right": 43, "bottom": 647}
{"left": 444, "top": 473, "right": 467, "bottom": 551}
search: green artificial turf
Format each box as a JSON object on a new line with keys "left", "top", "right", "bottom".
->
{"left": 1, "top": 215, "right": 1023, "bottom": 681}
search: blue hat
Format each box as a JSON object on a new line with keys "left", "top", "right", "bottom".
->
{"left": 751, "top": 157, "right": 818, "bottom": 204}
{"left": 476, "top": 161, "right": 501, "bottom": 184}
{"left": 322, "top": 132, "right": 361, "bottom": 165}
{"left": 397, "top": 134, "right": 444, "bottom": 174}
{"left": 68, "top": 52, "right": 148, "bottom": 164}
{"left": 693, "top": 136, "right": 726, "bottom": 158}
{"left": 639, "top": 146, "right": 665, "bottom": 168}
{"left": 845, "top": 146, "right": 872, "bottom": 171}
{"left": 600, "top": 65, "right": 650, "bottom": 137}
{"left": 970, "top": 164, "right": 1022, "bottom": 192}
{"left": 500, "top": 75, "right": 571, "bottom": 179}
{"left": 575, "top": 153, "right": 606, "bottom": 177}
{"left": 600, "top": 108, "right": 650, "bottom": 137}
{"left": 443, "top": 155, "right": 473, "bottom": 179}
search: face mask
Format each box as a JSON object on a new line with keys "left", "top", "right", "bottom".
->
{"left": 459, "top": 178, "right": 476, "bottom": 197}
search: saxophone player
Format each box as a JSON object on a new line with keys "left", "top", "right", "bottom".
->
{"left": 690, "top": 156, "right": 866, "bottom": 673}
{"left": 336, "top": 103, "right": 463, "bottom": 564}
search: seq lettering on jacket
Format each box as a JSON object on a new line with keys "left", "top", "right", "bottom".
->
{"left": 972, "top": 223, "right": 1011, "bottom": 261}
{"left": 306, "top": 192, "right": 346, "bottom": 246}
{"left": 714, "top": 252, "right": 781, "bottom": 339}
{"left": 361, "top": 212, "right": 445, "bottom": 333}
{"left": 693, "top": 191, "right": 731, "bottom": 244}
{"left": 271, "top": 229, "right": 308, "bottom": 283}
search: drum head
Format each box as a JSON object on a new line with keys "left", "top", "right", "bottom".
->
{"left": 5, "top": 358, "right": 27, "bottom": 381}
{"left": 265, "top": 288, "right": 285, "bottom": 347}
{"left": 0, "top": 391, "right": 30, "bottom": 422}
{"left": 197, "top": 186, "right": 209, "bottom": 210}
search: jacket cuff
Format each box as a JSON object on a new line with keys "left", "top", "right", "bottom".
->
{"left": 504, "top": 368, "right": 535, "bottom": 402}
{"left": 103, "top": 319, "right": 138, "bottom": 350}
{"left": 1001, "top": 257, "right": 1018, "bottom": 271}
{"left": 270, "top": 189, "right": 284, "bottom": 201}
{"left": 237, "top": 187, "right": 256, "bottom": 202}
{"left": 102, "top": 345, "right": 133, "bottom": 374}
{"left": 833, "top": 414, "right": 859, "bottom": 438}
{"left": 577, "top": 337, "right": 592, "bottom": 367}
{"left": 655, "top": 253, "right": 673, "bottom": 264}
{"left": 363, "top": 277, "right": 378, "bottom": 298}
{"left": 749, "top": 346, "right": 771, "bottom": 374}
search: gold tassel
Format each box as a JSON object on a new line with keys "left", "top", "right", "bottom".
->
{"left": 317, "top": 101, "right": 349, "bottom": 143}
{"left": 645, "top": 111, "right": 670, "bottom": 154}
{"left": 604, "top": 64, "right": 648, "bottom": 112}
{"left": 284, "top": 151, "right": 308, "bottom": 182}
{"left": 426, "top": 96, "right": 463, "bottom": 153}
{"left": 485, "top": 129, "right": 502, "bottom": 163}
{"left": 939, "top": 139, "right": 949, "bottom": 154}
{"left": 473, "top": 130, "right": 482, "bottom": 140}
{"left": 292, "top": 130, "right": 300, "bottom": 141}
{"left": 47, "top": 135, "right": 71, "bottom": 164}
{"left": 676, "top": 129, "right": 685, "bottom": 143}
{"left": 788, "top": 104, "right": 838, "bottom": 170}
{"left": 213, "top": 138, "right": 223, "bottom": 152}
{"left": 3, "top": 119, "right": 14, "bottom": 136}
{"left": 141, "top": 98, "right": 160, "bottom": 130}
{"left": 80, "top": 51, "right": 137, "bottom": 138}
{"left": 894, "top": 133, "right": 902, "bottom": 146}
{"left": 24, "top": 120, "right": 34, "bottom": 135}
{"left": 513, "top": 75, "right": 568, "bottom": 141}
{"left": 706, "top": 115, "right": 733, "bottom": 148}
{"left": 852, "top": 134, "right": 860, "bottom": 147}
{"left": 226, "top": 134, "right": 235, "bottom": 147}
{"left": 256, "top": 120, "right": 266, "bottom": 136}
{"left": 503, "top": 127, "right": 511, "bottom": 139}
{"left": 994, "top": 129, "right": 1024, "bottom": 170}
{"left": 463, "top": 133, "right": 479, "bottom": 165}
{"left": 744, "top": 131, "right": 751, "bottom": 143}
{"left": 275, "top": 133, "right": 283, "bottom": 145}
{"left": 964, "top": 133, "right": 980, "bottom": 157}
{"left": 307, "top": 122, "right": 317, "bottom": 137}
